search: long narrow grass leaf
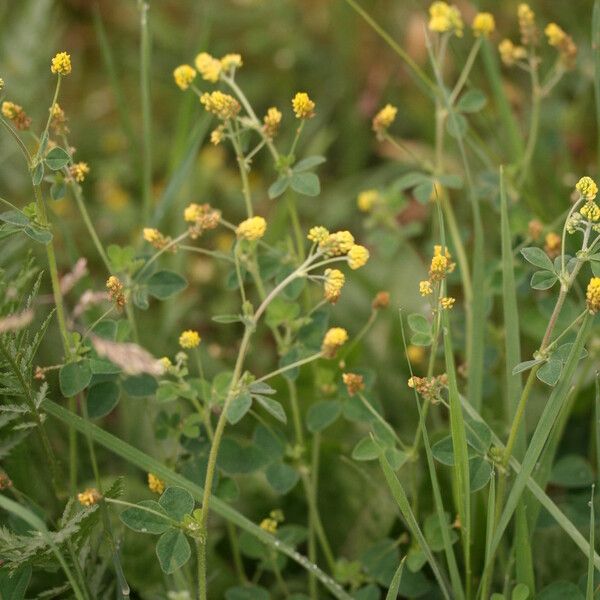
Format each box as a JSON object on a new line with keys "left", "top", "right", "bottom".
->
{"left": 385, "top": 557, "right": 406, "bottom": 600}
{"left": 587, "top": 485, "right": 595, "bottom": 600}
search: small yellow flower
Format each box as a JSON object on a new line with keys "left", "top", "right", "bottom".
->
{"left": 498, "top": 39, "right": 527, "bottom": 66}
{"left": 322, "top": 327, "right": 349, "bottom": 358}
{"left": 544, "top": 24, "right": 577, "bottom": 67}
{"left": 160, "top": 356, "right": 172, "bottom": 370}
{"left": 260, "top": 517, "right": 278, "bottom": 533}
{"left": 184, "top": 204, "right": 202, "bottom": 223}
{"left": 576, "top": 176, "right": 598, "bottom": 201}
{"left": 148, "top": 473, "right": 165, "bottom": 495}
{"left": 307, "top": 226, "right": 329, "bottom": 244}
{"left": 173, "top": 64, "right": 196, "bottom": 90}
{"left": 143, "top": 227, "right": 173, "bottom": 251}
{"left": 440, "top": 296, "right": 455, "bottom": 310}
{"left": 69, "top": 162, "right": 89, "bottom": 183}
{"left": 183, "top": 203, "right": 221, "bottom": 237}
{"left": 581, "top": 202, "right": 600, "bottom": 222}
{"left": 544, "top": 23, "right": 565, "bottom": 46}
{"left": 292, "top": 92, "right": 315, "bottom": 119}
{"left": 51, "top": 52, "right": 72, "bottom": 76}
{"left": 324, "top": 268, "right": 345, "bottom": 304}
{"left": 407, "top": 344, "right": 425, "bottom": 364}
{"left": 472, "top": 12, "right": 495, "bottom": 37}
{"left": 347, "top": 244, "right": 370, "bottom": 270}
{"left": 420, "top": 280, "right": 433, "bottom": 296}
{"left": 372, "top": 104, "right": 397, "bottom": 136}
{"left": 106, "top": 275, "right": 126, "bottom": 309}
{"left": 342, "top": 372, "right": 365, "bottom": 396}
{"left": 210, "top": 125, "right": 225, "bottom": 145}
{"left": 428, "top": 2, "right": 463, "bottom": 37}
{"left": 220, "top": 53, "right": 243, "bottom": 71}
{"left": 0, "top": 78, "right": 4, "bottom": 91}
{"left": 194, "top": 52, "right": 222, "bottom": 82}
{"left": 322, "top": 231, "right": 355, "bottom": 256}
{"left": 179, "top": 330, "right": 201, "bottom": 349}
{"left": 236, "top": 216, "right": 267, "bottom": 241}
{"left": 357, "top": 189, "right": 379, "bottom": 213}
{"left": 586, "top": 277, "right": 600, "bottom": 313}
{"left": 1, "top": 101, "right": 31, "bottom": 130}
{"left": 263, "top": 107, "right": 282, "bottom": 138}
{"left": 200, "top": 91, "right": 240, "bottom": 120}
{"left": 517, "top": 3, "right": 536, "bottom": 45}
{"left": 544, "top": 232, "right": 561, "bottom": 259}
{"left": 77, "top": 488, "right": 101, "bottom": 506}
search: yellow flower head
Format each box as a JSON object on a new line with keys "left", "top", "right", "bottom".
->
{"left": 260, "top": 517, "right": 278, "bottom": 533}
{"left": 69, "top": 162, "right": 89, "bottom": 183}
{"left": 200, "top": 91, "right": 240, "bottom": 120}
{"left": 429, "top": 245, "right": 454, "bottom": 280}
{"left": 0, "top": 78, "right": 4, "bottom": 91}
{"left": 357, "top": 189, "right": 379, "bottom": 212}
{"left": 407, "top": 344, "right": 425, "bottom": 364}
{"left": 342, "top": 372, "right": 365, "bottom": 396}
{"left": 419, "top": 280, "right": 433, "bottom": 296}
{"left": 322, "top": 230, "right": 355, "bottom": 256}
{"left": 498, "top": 39, "right": 527, "bottom": 66}
{"left": 472, "top": 12, "right": 495, "bottom": 37}
{"left": 440, "top": 296, "right": 455, "bottom": 310}
{"left": 236, "top": 216, "right": 267, "bottom": 241}
{"left": 322, "top": 327, "right": 349, "bottom": 358}
{"left": 372, "top": 104, "right": 397, "bottom": 136}
{"left": 183, "top": 203, "right": 220, "bottom": 237}
{"left": 544, "top": 23, "right": 577, "bottom": 67}
{"left": 544, "top": 23, "right": 565, "bottom": 46}
{"left": 210, "top": 125, "right": 225, "bottom": 145}
{"left": 324, "top": 268, "right": 345, "bottom": 304}
{"left": 1, "top": 101, "right": 31, "bottom": 130}
{"left": 587, "top": 277, "right": 600, "bottom": 313}
{"left": 148, "top": 473, "right": 165, "bottom": 495}
{"left": 194, "top": 52, "right": 222, "bottom": 82}
{"left": 159, "top": 356, "right": 172, "bottom": 371}
{"left": 106, "top": 275, "right": 126, "bottom": 309}
{"left": 292, "top": 92, "right": 315, "bottom": 119}
{"left": 544, "top": 231, "right": 561, "bottom": 258}
{"left": 173, "top": 64, "right": 196, "bottom": 90}
{"left": 428, "top": 2, "right": 463, "bottom": 37}
{"left": 77, "top": 487, "right": 101, "bottom": 507}
{"left": 51, "top": 52, "right": 71, "bottom": 76}
{"left": 517, "top": 3, "right": 537, "bottom": 45}
{"left": 220, "top": 53, "right": 243, "bottom": 71}
{"left": 179, "top": 330, "right": 201, "bottom": 349}
{"left": 348, "top": 244, "right": 370, "bottom": 269}
{"left": 143, "top": 227, "right": 173, "bottom": 251}
{"left": 263, "top": 107, "right": 282, "bottom": 138}
{"left": 576, "top": 176, "right": 598, "bottom": 200}
{"left": 307, "top": 226, "right": 330, "bottom": 244}
{"left": 581, "top": 202, "right": 600, "bottom": 222}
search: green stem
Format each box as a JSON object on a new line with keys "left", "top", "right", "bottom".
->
{"left": 138, "top": 0, "right": 152, "bottom": 222}
{"left": 448, "top": 39, "right": 482, "bottom": 106}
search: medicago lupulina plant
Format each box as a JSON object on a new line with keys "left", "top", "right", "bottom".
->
{"left": 2, "top": 1, "right": 600, "bottom": 599}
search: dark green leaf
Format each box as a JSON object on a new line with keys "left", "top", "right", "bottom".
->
{"left": 456, "top": 89, "right": 487, "bottom": 113}
{"left": 59, "top": 361, "right": 92, "bottom": 397}
{"left": 155, "top": 529, "right": 191, "bottom": 574}
{"left": 158, "top": 486, "right": 195, "bottom": 520}
{"left": 254, "top": 394, "right": 287, "bottom": 423}
{"left": 521, "top": 247, "right": 554, "bottom": 271}
{"left": 44, "top": 147, "right": 71, "bottom": 170}
{"left": 550, "top": 455, "right": 594, "bottom": 488}
{"left": 530, "top": 270, "right": 557, "bottom": 290}
{"left": 120, "top": 500, "right": 171, "bottom": 534}
{"left": 31, "top": 162, "right": 44, "bottom": 185}
{"left": 469, "top": 457, "right": 492, "bottom": 492}
{"left": 122, "top": 374, "right": 157, "bottom": 397}
{"left": 147, "top": 270, "right": 188, "bottom": 300}
{"left": 293, "top": 155, "right": 326, "bottom": 172}
{"left": 227, "top": 391, "right": 252, "bottom": 424}
{"left": 225, "top": 585, "right": 270, "bottom": 600}
{"left": 265, "top": 462, "right": 299, "bottom": 494}
{"left": 86, "top": 381, "right": 120, "bottom": 419}
{"left": 536, "top": 359, "right": 563, "bottom": 386}
{"left": 306, "top": 400, "right": 341, "bottom": 433}
{"left": 290, "top": 172, "right": 320, "bottom": 196}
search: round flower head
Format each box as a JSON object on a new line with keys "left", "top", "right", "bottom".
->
{"left": 220, "top": 53, "right": 243, "bottom": 71}
{"left": 472, "top": 12, "right": 495, "bottom": 37}
{"left": 576, "top": 176, "right": 598, "bottom": 201}
{"left": 106, "top": 275, "right": 126, "bottom": 309}
{"left": 51, "top": 52, "right": 71, "bottom": 75}
{"left": 323, "top": 268, "right": 345, "bottom": 304}
{"left": 322, "top": 327, "right": 348, "bottom": 358}
{"left": 372, "top": 104, "right": 397, "bottom": 136}
{"left": 179, "top": 330, "right": 201, "bottom": 349}
{"left": 236, "top": 216, "right": 267, "bottom": 241}
{"left": 78, "top": 488, "right": 101, "bottom": 506}
{"left": 263, "top": 107, "right": 282, "bottom": 138}
{"left": 342, "top": 372, "right": 365, "bottom": 396}
{"left": 428, "top": 2, "right": 463, "bottom": 37}
{"left": 544, "top": 24, "right": 577, "bottom": 67}
{"left": 544, "top": 23, "right": 565, "bottom": 46}
{"left": 200, "top": 91, "right": 240, "bottom": 120}
{"left": 292, "top": 92, "right": 315, "bottom": 119}
{"left": 544, "top": 231, "right": 561, "bottom": 259}
{"left": 517, "top": 3, "right": 537, "bottom": 45}
{"left": 587, "top": 277, "right": 600, "bottom": 313}
{"left": 260, "top": 517, "right": 278, "bottom": 533}
{"left": 348, "top": 244, "right": 370, "bottom": 269}
{"left": 420, "top": 280, "right": 433, "bottom": 296}
{"left": 307, "top": 226, "right": 329, "bottom": 244}
{"left": 498, "top": 39, "right": 527, "bottom": 66}
{"left": 173, "top": 64, "right": 196, "bottom": 90}
{"left": 440, "top": 296, "right": 455, "bottom": 310}
{"left": 0, "top": 78, "right": 4, "bottom": 91}
{"left": 195, "top": 52, "right": 222, "bottom": 82}
{"left": 1, "top": 101, "right": 31, "bottom": 130}
{"left": 70, "top": 162, "right": 89, "bottom": 183}
{"left": 148, "top": 473, "right": 165, "bottom": 495}
{"left": 322, "top": 231, "right": 355, "bottom": 256}
{"left": 210, "top": 126, "right": 225, "bottom": 145}
{"left": 357, "top": 189, "right": 379, "bottom": 213}
{"left": 582, "top": 202, "right": 600, "bottom": 222}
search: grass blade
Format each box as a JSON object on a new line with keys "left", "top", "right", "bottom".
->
{"left": 139, "top": 0, "right": 152, "bottom": 222}
{"left": 587, "top": 485, "right": 595, "bottom": 600}
{"left": 42, "top": 399, "right": 352, "bottom": 600}
{"left": 593, "top": 0, "right": 600, "bottom": 174}
{"left": 378, "top": 451, "right": 452, "bottom": 600}
{"left": 385, "top": 557, "right": 406, "bottom": 600}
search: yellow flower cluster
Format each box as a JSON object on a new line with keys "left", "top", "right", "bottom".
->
{"left": 587, "top": 278, "right": 600, "bottom": 314}
{"left": 517, "top": 3, "right": 536, "bottom": 45}
{"left": 292, "top": 92, "right": 315, "bottom": 119}
{"left": 200, "top": 91, "right": 241, "bottom": 120}
{"left": 148, "top": 473, "right": 165, "bottom": 495}
{"left": 324, "top": 268, "right": 345, "bottom": 304}
{"left": 77, "top": 488, "right": 101, "bottom": 506}
{"left": 342, "top": 372, "right": 365, "bottom": 396}
{"left": 260, "top": 517, "right": 278, "bottom": 533}
{"left": 263, "top": 107, "right": 282, "bottom": 138}
{"left": 183, "top": 202, "right": 221, "bottom": 238}
{"left": 1, "top": 101, "right": 31, "bottom": 130}
{"left": 544, "top": 23, "right": 577, "bottom": 67}
{"left": 472, "top": 12, "right": 495, "bottom": 37}
{"left": 210, "top": 126, "right": 225, "bottom": 145}
{"left": 50, "top": 102, "right": 68, "bottom": 134}
{"left": 429, "top": 245, "right": 455, "bottom": 281}
{"left": 106, "top": 275, "right": 126, "bottom": 309}
{"left": 173, "top": 64, "right": 196, "bottom": 90}
{"left": 195, "top": 52, "right": 223, "bottom": 83}
{"left": 576, "top": 176, "right": 598, "bottom": 200}
{"left": 179, "top": 329, "right": 201, "bottom": 349}
{"left": 372, "top": 104, "right": 397, "bottom": 136}
{"left": 499, "top": 39, "right": 527, "bottom": 66}
{"left": 348, "top": 244, "right": 370, "bottom": 270}
{"left": 420, "top": 280, "right": 433, "bottom": 296}
{"left": 357, "top": 189, "right": 379, "bottom": 213}
{"left": 143, "top": 227, "right": 173, "bottom": 251}
{"left": 236, "top": 216, "right": 267, "bottom": 241}
{"left": 322, "top": 327, "right": 348, "bottom": 358}
{"left": 69, "top": 162, "right": 90, "bottom": 183}
{"left": 0, "top": 78, "right": 4, "bottom": 91}
{"left": 307, "top": 226, "right": 330, "bottom": 244}
{"left": 221, "top": 53, "right": 243, "bottom": 71}
{"left": 428, "top": 2, "right": 463, "bottom": 37}
{"left": 51, "top": 51, "right": 71, "bottom": 76}
{"left": 440, "top": 296, "right": 455, "bottom": 310}
{"left": 544, "top": 232, "right": 561, "bottom": 259}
